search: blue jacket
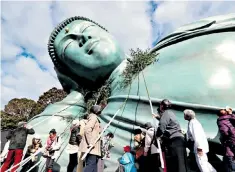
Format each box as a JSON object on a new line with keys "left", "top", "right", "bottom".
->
{"left": 119, "top": 152, "right": 137, "bottom": 172}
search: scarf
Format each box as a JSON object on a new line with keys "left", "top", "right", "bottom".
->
{"left": 46, "top": 135, "right": 57, "bottom": 148}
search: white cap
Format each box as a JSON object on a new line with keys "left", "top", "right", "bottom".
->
{"left": 226, "top": 106, "right": 232, "bottom": 111}
{"left": 72, "top": 119, "right": 80, "bottom": 126}
{"left": 34, "top": 134, "right": 41, "bottom": 140}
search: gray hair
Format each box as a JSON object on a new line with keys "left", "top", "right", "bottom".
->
{"left": 184, "top": 109, "right": 196, "bottom": 119}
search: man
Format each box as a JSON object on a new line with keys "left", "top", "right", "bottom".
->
{"left": 1, "top": 121, "right": 35, "bottom": 172}
{"left": 143, "top": 122, "right": 162, "bottom": 172}
{"left": 217, "top": 109, "right": 235, "bottom": 172}
{"left": 67, "top": 119, "right": 81, "bottom": 172}
{"left": 133, "top": 129, "right": 145, "bottom": 172}
{"left": 79, "top": 105, "right": 102, "bottom": 172}
{"left": 184, "top": 109, "right": 216, "bottom": 172}
{"left": 155, "top": 99, "right": 188, "bottom": 172}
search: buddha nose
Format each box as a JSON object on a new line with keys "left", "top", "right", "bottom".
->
{"left": 76, "top": 34, "right": 92, "bottom": 47}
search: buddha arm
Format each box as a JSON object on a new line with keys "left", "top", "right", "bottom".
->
{"left": 32, "top": 90, "right": 87, "bottom": 120}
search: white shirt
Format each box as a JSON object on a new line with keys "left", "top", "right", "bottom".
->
{"left": 187, "top": 118, "right": 209, "bottom": 153}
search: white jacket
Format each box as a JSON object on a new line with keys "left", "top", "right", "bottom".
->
{"left": 43, "top": 136, "right": 62, "bottom": 159}
{"left": 187, "top": 118, "right": 209, "bottom": 153}
{"left": 144, "top": 128, "right": 159, "bottom": 154}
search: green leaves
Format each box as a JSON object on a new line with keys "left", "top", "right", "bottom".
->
{"left": 122, "top": 48, "right": 159, "bottom": 88}
{"left": 1, "top": 87, "right": 67, "bottom": 130}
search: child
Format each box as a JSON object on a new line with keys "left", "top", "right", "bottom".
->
{"left": 119, "top": 146, "right": 137, "bottom": 172}
{"left": 102, "top": 132, "right": 114, "bottom": 159}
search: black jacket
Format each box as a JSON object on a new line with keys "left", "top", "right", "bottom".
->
{"left": 69, "top": 126, "right": 82, "bottom": 145}
{"left": 8, "top": 127, "right": 35, "bottom": 150}
{"left": 156, "top": 110, "right": 183, "bottom": 139}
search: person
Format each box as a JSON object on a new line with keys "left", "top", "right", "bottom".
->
{"left": 217, "top": 109, "right": 235, "bottom": 172}
{"left": 0, "top": 133, "right": 12, "bottom": 163}
{"left": 133, "top": 129, "right": 145, "bottom": 172}
{"left": 79, "top": 105, "right": 102, "bottom": 172}
{"left": 77, "top": 115, "right": 88, "bottom": 172}
{"left": 119, "top": 146, "right": 137, "bottom": 172}
{"left": 97, "top": 132, "right": 115, "bottom": 172}
{"left": 43, "top": 129, "right": 62, "bottom": 172}
{"left": 143, "top": 122, "right": 163, "bottom": 172}
{"left": 102, "top": 132, "right": 114, "bottom": 159}
{"left": 184, "top": 109, "right": 216, "bottom": 172}
{"left": 21, "top": 134, "right": 43, "bottom": 172}
{"left": 155, "top": 99, "right": 188, "bottom": 172}
{"left": 0, "top": 133, "right": 12, "bottom": 164}
{"left": 67, "top": 119, "right": 82, "bottom": 172}
{"left": 1, "top": 122, "right": 35, "bottom": 172}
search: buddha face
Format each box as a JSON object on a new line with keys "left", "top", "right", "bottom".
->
{"left": 54, "top": 20, "right": 125, "bottom": 82}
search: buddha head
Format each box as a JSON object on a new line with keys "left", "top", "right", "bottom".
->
{"left": 48, "top": 16, "right": 125, "bottom": 92}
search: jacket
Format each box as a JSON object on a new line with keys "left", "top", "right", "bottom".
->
{"left": 8, "top": 127, "right": 35, "bottom": 150}
{"left": 69, "top": 126, "right": 81, "bottom": 145}
{"left": 119, "top": 152, "right": 137, "bottom": 172}
{"left": 144, "top": 127, "right": 159, "bottom": 154}
{"left": 186, "top": 118, "right": 209, "bottom": 153}
{"left": 217, "top": 114, "right": 235, "bottom": 156}
{"left": 156, "top": 110, "right": 183, "bottom": 139}
{"left": 43, "top": 136, "right": 62, "bottom": 159}
{"left": 79, "top": 113, "right": 101, "bottom": 156}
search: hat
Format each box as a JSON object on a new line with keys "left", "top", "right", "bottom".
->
{"left": 49, "top": 129, "right": 56, "bottom": 134}
{"left": 34, "top": 134, "right": 41, "bottom": 140}
{"left": 134, "top": 129, "right": 142, "bottom": 135}
{"left": 72, "top": 119, "right": 80, "bottom": 125}
{"left": 123, "top": 146, "right": 131, "bottom": 152}
{"left": 144, "top": 122, "right": 152, "bottom": 130}
{"left": 18, "top": 121, "right": 27, "bottom": 127}
{"left": 226, "top": 106, "right": 232, "bottom": 111}
{"left": 90, "top": 105, "right": 102, "bottom": 115}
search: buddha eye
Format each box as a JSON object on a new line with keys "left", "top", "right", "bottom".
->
{"left": 80, "top": 23, "right": 95, "bottom": 33}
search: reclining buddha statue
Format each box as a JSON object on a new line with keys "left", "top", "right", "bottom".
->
{"left": 27, "top": 14, "right": 235, "bottom": 171}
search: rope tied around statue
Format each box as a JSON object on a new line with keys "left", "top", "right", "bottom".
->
{"left": 4, "top": 98, "right": 85, "bottom": 172}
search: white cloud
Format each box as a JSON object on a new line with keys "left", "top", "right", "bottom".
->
{"left": 1, "top": 1, "right": 152, "bottom": 108}
{"left": 1, "top": 57, "right": 61, "bottom": 108}
{"left": 51, "top": 1, "right": 152, "bottom": 51}
{"left": 1, "top": 0, "right": 235, "bottom": 109}
{"left": 153, "top": 1, "right": 235, "bottom": 40}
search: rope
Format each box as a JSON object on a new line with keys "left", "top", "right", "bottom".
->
{"left": 39, "top": 108, "right": 84, "bottom": 172}
{"left": 141, "top": 70, "right": 164, "bottom": 169}
{"left": 141, "top": 71, "right": 154, "bottom": 114}
{"left": 25, "top": 160, "right": 42, "bottom": 172}
{"left": 5, "top": 99, "right": 84, "bottom": 172}
{"left": 130, "top": 74, "right": 140, "bottom": 146}
{"left": 113, "top": 83, "right": 132, "bottom": 135}
{"left": 81, "top": 84, "right": 132, "bottom": 161}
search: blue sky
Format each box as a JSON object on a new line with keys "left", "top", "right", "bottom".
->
{"left": 1, "top": 0, "right": 235, "bottom": 108}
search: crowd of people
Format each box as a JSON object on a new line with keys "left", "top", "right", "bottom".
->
{"left": 0, "top": 100, "right": 234, "bottom": 172}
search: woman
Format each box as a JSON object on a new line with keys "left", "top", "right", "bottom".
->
{"left": 217, "top": 109, "right": 235, "bottom": 172}
{"left": 66, "top": 119, "right": 81, "bottom": 172}
{"left": 21, "top": 134, "right": 42, "bottom": 172}
{"left": 119, "top": 146, "right": 137, "bottom": 172}
{"left": 43, "top": 129, "right": 62, "bottom": 172}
